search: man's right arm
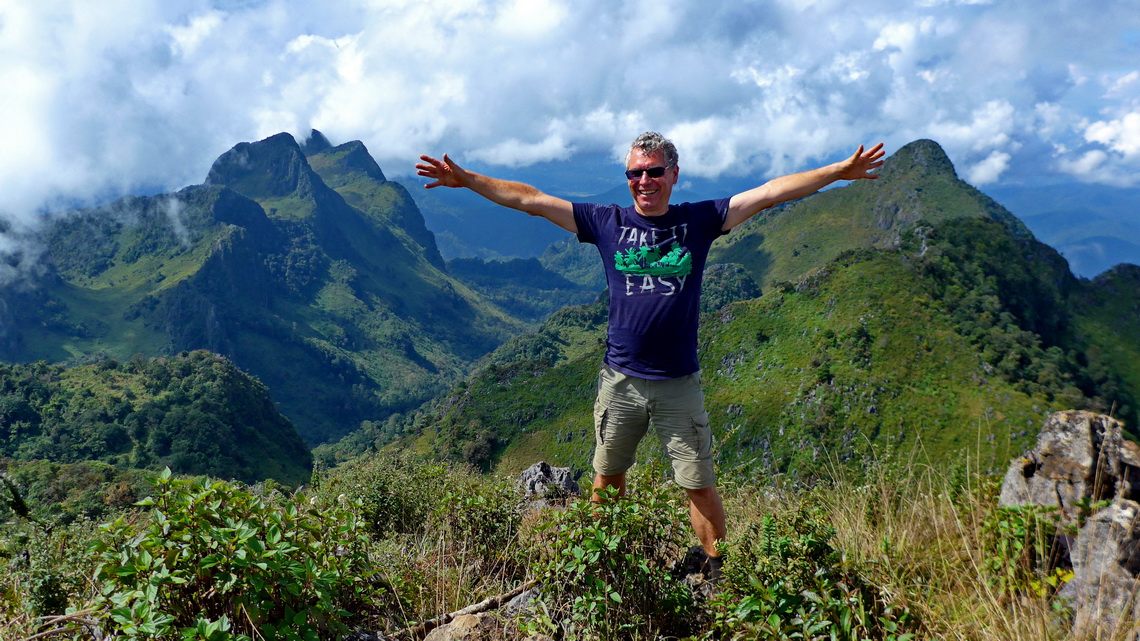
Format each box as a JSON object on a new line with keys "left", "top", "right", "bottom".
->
{"left": 416, "top": 153, "right": 577, "bottom": 234}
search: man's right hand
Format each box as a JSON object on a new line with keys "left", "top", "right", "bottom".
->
{"left": 413, "top": 152, "right": 577, "bottom": 233}
{"left": 415, "top": 153, "right": 465, "bottom": 189}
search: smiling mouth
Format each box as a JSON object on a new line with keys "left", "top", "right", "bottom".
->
{"left": 637, "top": 189, "right": 658, "bottom": 196}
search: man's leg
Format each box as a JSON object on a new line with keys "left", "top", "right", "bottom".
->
{"left": 592, "top": 366, "right": 649, "bottom": 498}
{"left": 592, "top": 472, "right": 627, "bottom": 501}
{"left": 685, "top": 485, "right": 726, "bottom": 557}
{"left": 648, "top": 372, "right": 722, "bottom": 561}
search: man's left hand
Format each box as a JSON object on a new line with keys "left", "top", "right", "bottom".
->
{"left": 836, "top": 143, "right": 886, "bottom": 181}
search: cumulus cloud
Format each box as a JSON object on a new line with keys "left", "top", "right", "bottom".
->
{"left": 966, "top": 150, "right": 1012, "bottom": 185}
{"left": 1, "top": 0, "right": 1140, "bottom": 226}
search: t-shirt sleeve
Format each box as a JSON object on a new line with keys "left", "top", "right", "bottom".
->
{"left": 712, "top": 197, "right": 731, "bottom": 236}
{"left": 573, "top": 202, "right": 600, "bottom": 245}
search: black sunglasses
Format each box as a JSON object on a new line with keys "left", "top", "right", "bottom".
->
{"left": 625, "top": 165, "right": 672, "bottom": 180}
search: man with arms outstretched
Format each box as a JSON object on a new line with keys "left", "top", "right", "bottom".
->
{"left": 417, "top": 132, "right": 884, "bottom": 580}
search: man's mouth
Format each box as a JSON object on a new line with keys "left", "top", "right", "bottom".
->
{"left": 637, "top": 189, "right": 658, "bottom": 196}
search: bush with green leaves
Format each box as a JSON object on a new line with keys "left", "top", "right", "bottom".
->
{"left": 979, "top": 501, "right": 1075, "bottom": 599}
{"left": 0, "top": 518, "right": 104, "bottom": 632}
{"left": 314, "top": 450, "right": 454, "bottom": 537}
{"left": 436, "top": 474, "right": 524, "bottom": 563}
{"left": 529, "top": 478, "right": 697, "bottom": 640}
{"left": 710, "top": 505, "right": 916, "bottom": 640}
{"left": 88, "top": 469, "right": 387, "bottom": 640}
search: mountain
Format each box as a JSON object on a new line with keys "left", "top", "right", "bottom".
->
{"left": 1, "top": 131, "right": 526, "bottom": 445}
{"left": 986, "top": 184, "right": 1140, "bottom": 278}
{"left": 0, "top": 351, "right": 311, "bottom": 486}
{"left": 330, "top": 140, "right": 1139, "bottom": 477}
{"left": 710, "top": 139, "right": 1033, "bottom": 290}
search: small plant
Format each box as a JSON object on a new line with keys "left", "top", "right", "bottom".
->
{"left": 315, "top": 450, "right": 453, "bottom": 537}
{"left": 710, "top": 504, "right": 917, "bottom": 640}
{"left": 531, "top": 479, "right": 697, "bottom": 640}
{"left": 980, "top": 502, "right": 1072, "bottom": 598}
{"left": 436, "top": 475, "right": 523, "bottom": 563}
{"left": 87, "top": 469, "right": 386, "bottom": 640}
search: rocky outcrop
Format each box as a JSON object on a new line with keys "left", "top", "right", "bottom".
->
{"left": 1063, "top": 500, "right": 1140, "bottom": 637}
{"left": 999, "top": 410, "right": 1136, "bottom": 517}
{"left": 1000, "top": 410, "right": 1140, "bottom": 639}
{"left": 516, "top": 461, "right": 580, "bottom": 501}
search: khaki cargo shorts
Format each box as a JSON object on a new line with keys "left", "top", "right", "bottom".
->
{"left": 591, "top": 364, "right": 715, "bottom": 490}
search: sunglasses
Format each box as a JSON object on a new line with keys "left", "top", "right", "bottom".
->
{"left": 625, "top": 165, "right": 673, "bottom": 180}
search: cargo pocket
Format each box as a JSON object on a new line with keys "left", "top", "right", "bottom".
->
{"left": 593, "top": 399, "right": 609, "bottom": 446}
{"left": 691, "top": 408, "right": 712, "bottom": 459}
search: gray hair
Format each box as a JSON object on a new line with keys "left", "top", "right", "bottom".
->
{"left": 626, "top": 131, "right": 678, "bottom": 167}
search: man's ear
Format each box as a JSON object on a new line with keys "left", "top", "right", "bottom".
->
{"left": 672, "top": 166, "right": 680, "bottom": 185}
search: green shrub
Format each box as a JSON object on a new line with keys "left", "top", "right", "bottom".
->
{"left": 979, "top": 501, "right": 1074, "bottom": 599}
{"left": 711, "top": 505, "right": 916, "bottom": 640}
{"left": 0, "top": 518, "right": 104, "bottom": 626}
{"left": 88, "top": 469, "right": 385, "bottom": 640}
{"left": 435, "top": 474, "right": 524, "bottom": 564}
{"left": 315, "top": 451, "right": 453, "bottom": 537}
{"left": 530, "top": 479, "right": 697, "bottom": 640}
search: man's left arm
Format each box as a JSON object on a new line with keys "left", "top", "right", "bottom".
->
{"left": 722, "top": 143, "right": 885, "bottom": 231}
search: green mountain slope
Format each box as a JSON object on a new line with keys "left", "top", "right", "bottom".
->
{"left": 711, "top": 139, "right": 1032, "bottom": 290}
{"left": 3, "top": 132, "right": 526, "bottom": 445}
{"left": 0, "top": 351, "right": 311, "bottom": 485}
{"left": 344, "top": 141, "right": 1137, "bottom": 478}
{"left": 1073, "top": 264, "right": 1140, "bottom": 418}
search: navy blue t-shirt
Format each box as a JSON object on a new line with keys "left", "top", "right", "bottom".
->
{"left": 573, "top": 199, "right": 730, "bottom": 380}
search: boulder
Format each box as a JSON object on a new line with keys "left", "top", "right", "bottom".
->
{"left": 516, "top": 462, "right": 580, "bottom": 500}
{"left": 1000, "top": 410, "right": 1140, "bottom": 638}
{"left": 999, "top": 410, "right": 1135, "bottom": 520}
{"left": 423, "top": 614, "right": 497, "bottom": 641}
{"left": 1060, "top": 500, "right": 1140, "bottom": 638}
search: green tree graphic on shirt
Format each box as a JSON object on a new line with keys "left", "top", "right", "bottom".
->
{"left": 614, "top": 242, "right": 692, "bottom": 277}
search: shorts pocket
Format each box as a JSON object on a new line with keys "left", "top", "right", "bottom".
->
{"left": 691, "top": 409, "right": 712, "bottom": 459}
{"left": 593, "top": 400, "right": 609, "bottom": 445}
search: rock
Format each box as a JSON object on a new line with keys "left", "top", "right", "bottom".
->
{"left": 1000, "top": 410, "right": 1140, "bottom": 639}
{"left": 423, "top": 613, "right": 498, "bottom": 641}
{"left": 516, "top": 462, "right": 580, "bottom": 500}
{"left": 999, "top": 410, "right": 1131, "bottom": 522}
{"left": 1060, "top": 500, "right": 1140, "bottom": 639}
{"left": 501, "top": 586, "right": 541, "bottom": 619}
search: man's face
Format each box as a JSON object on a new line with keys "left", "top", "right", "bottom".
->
{"left": 626, "top": 147, "right": 678, "bottom": 217}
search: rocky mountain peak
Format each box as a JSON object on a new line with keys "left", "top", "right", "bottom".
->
{"left": 310, "top": 140, "right": 387, "bottom": 186}
{"left": 204, "top": 132, "right": 318, "bottom": 200}
{"left": 301, "top": 129, "right": 333, "bottom": 156}
{"left": 877, "top": 138, "right": 958, "bottom": 182}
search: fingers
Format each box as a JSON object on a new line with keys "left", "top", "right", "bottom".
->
{"left": 415, "top": 154, "right": 443, "bottom": 173}
{"left": 415, "top": 153, "right": 460, "bottom": 188}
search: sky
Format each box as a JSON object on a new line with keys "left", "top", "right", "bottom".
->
{"left": 2, "top": 0, "right": 1139, "bottom": 228}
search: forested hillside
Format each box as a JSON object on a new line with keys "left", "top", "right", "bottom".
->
{"left": 0, "top": 351, "right": 311, "bottom": 485}
{"left": 0, "top": 131, "right": 527, "bottom": 445}
{"left": 320, "top": 141, "right": 1138, "bottom": 478}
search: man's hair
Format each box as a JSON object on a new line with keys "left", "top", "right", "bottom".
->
{"left": 626, "top": 131, "right": 678, "bottom": 168}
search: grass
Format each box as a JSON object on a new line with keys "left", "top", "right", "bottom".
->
{"left": 4, "top": 447, "right": 1133, "bottom": 640}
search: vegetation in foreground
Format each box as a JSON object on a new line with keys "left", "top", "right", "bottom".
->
{"left": 1, "top": 445, "right": 1128, "bottom": 640}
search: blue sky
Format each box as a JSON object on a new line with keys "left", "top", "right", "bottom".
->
{"left": 1, "top": 0, "right": 1138, "bottom": 222}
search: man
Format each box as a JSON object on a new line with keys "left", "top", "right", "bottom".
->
{"left": 416, "top": 132, "right": 885, "bottom": 579}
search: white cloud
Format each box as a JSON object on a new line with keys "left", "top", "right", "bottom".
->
{"left": 966, "top": 150, "right": 1011, "bottom": 185}
{"left": 2, "top": 0, "right": 1140, "bottom": 231}
{"left": 470, "top": 133, "right": 573, "bottom": 167}
{"left": 1085, "top": 112, "right": 1140, "bottom": 157}
{"left": 929, "top": 100, "right": 1016, "bottom": 152}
